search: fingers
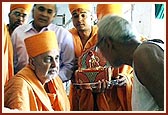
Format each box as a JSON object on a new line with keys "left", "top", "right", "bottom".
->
{"left": 101, "top": 79, "right": 106, "bottom": 93}
{"left": 93, "top": 79, "right": 107, "bottom": 93}
{"left": 116, "top": 74, "right": 127, "bottom": 86}
{"left": 78, "top": 73, "right": 128, "bottom": 93}
{"left": 96, "top": 80, "right": 101, "bottom": 93}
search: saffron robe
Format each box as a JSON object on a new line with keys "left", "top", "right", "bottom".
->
{"left": 3, "top": 24, "right": 14, "bottom": 85}
{"left": 4, "top": 65, "right": 70, "bottom": 111}
{"left": 69, "top": 25, "right": 133, "bottom": 111}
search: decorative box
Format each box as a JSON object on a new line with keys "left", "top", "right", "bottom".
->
{"left": 74, "top": 46, "right": 112, "bottom": 83}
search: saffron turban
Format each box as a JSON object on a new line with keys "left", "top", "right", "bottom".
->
{"left": 97, "top": 4, "right": 123, "bottom": 19}
{"left": 10, "top": 4, "right": 33, "bottom": 13}
{"left": 24, "top": 31, "right": 59, "bottom": 58}
{"left": 69, "top": 4, "right": 92, "bottom": 13}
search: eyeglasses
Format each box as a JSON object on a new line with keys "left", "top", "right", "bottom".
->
{"left": 13, "top": 11, "right": 27, "bottom": 18}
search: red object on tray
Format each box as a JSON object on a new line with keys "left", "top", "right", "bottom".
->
{"left": 75, "top": 46, "right": 112, "bottom": 83}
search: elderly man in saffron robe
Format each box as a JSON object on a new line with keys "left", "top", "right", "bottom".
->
{"left": 4, "top": 31, "right": 70, "bottom": 111}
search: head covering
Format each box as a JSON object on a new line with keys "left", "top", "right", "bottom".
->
{"left": 69, "top": 4, "right": 92, "bottom": 13}
{"left": 24, "top": 31, "right": 59, "bottom": 58}
{"left": 10, "top": 4, "right": 33, "bottom": 13}
{"left": 97, "top": 4, "right": 123, "bottom": 19}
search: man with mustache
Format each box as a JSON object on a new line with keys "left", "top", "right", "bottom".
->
{"left": 3, "top": 4, "right": 32, "bottom": 85}
{"left": 7, "top": 4, "right": 32, "bottom": 35}
{"left": 11, "top": 4, "right": 75, "bottom": 89}
{"left": 4, "top": 31, "right": 70, "bottom": 111}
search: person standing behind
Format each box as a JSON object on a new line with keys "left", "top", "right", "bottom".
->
{"left": 11, "top": 4, "right": 75, "bottom": 85}
{"left": 7, "top": 4, "right": 33, "bottom": 35}
{"left": 68, "top": 4, "right": 133, "bottom": 111}
{"left": 4, "top": 31, "right": 70, "bottom": 111}
{"left": 97, "top": 15, "right": 164, "bottom": 111}
{"left": 68, "top": 4, "right": 99, "bottom": 110}
{"left": 69, "top": 4, "right": 98, "bottom": 58}
{"left": 3, "top": 4, "right": 32, "bottom": 85}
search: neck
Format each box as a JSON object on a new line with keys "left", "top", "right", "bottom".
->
{"left": 32, "top": 21, "right": 43, "bottom": 32}
{"left": 124, "top": 42, "right": 141, "bottom": 66}
{"left": 78, "top": 27, "right": 92, "bottom": 46}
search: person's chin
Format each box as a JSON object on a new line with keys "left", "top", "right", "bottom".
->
{"left": 45, "top": 76, "right": 55, "bottom": 83}
{"left": 12, "top": 24, "right": 21, "bottom": 31}
{"left": 50, "top": 73, "right": 58, "bottom": 79}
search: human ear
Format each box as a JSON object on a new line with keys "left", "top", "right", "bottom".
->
{"left": 105, "top": 37, "right": 114, "bottom": 49}
{"left": 29, "top": 58, "right": 35, "bottom": 70}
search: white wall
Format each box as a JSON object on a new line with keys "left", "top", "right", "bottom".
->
{"left": 2, "top": 2, "right": 166, "bottom": 42}
{"left": 132, "top": 4, "right": 153, "bottom": 38}
{"left": 2, "top": 2, "right": 10, "bottom": 24}
{"left": 131, "top": 3, "right": 166, "bottom": 42}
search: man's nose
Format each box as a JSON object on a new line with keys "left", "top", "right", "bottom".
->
{"left": 51, "top": 59, "right": 58, "bottom": 68}
{"left": 41, "top": 10, "right": 49, "bottom": 16}
{"left": 18, "top": 16, "right": 24, "bottom": 22}
{"left": 78, "top": 14, "right": 83, "bottom": 21}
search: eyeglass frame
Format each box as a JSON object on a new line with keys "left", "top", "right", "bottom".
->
{"left": 12, "top": 11, "right": 27, "bottom": 18}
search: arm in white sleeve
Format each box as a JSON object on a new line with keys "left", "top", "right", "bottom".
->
{"left": 11, "top": 28, "right": 29, "bottom": 74}
{"left": 58, "top": 30, "right": 75, "bottom": 82}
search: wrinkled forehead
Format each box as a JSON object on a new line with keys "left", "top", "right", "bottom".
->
{"left": 72, "top": 8, "right": 90, "bottom": 15}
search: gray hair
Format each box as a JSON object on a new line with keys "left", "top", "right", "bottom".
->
{"left": 97, "top": 15, "right": 138, "bottom": 43}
